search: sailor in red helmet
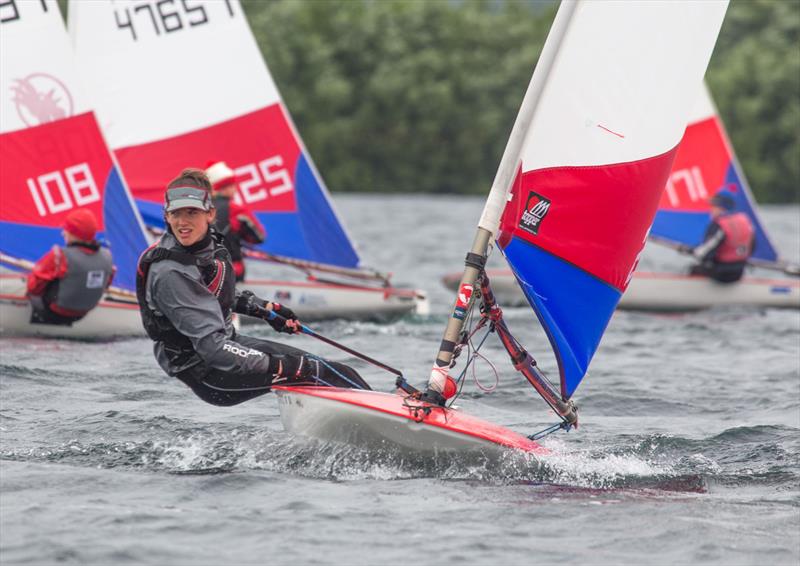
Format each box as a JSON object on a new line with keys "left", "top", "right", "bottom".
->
{"left": 26, "top": 208, "right": 115, "bottom": 325}
{"left": 684, "top": 189, "right": 755, "bottom": 283}
{"left": 205, "top": 161, "right": 266, "bottom": 281}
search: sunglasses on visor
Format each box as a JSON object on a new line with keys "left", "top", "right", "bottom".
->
{"left": 164, "top": 186, "right": 212, "bottom": 211}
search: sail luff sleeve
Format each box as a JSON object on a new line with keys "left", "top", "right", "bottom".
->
{"left": 494, "top": 0, "right": 729, "bottom": 400}
{"left": 477, "top": 0, "right": 578, "bottom": 237}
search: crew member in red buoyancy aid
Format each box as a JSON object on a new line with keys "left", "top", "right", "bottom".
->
{"left": 684, "top": 190, "right": 755, "bottom": 283}
{"left": 205, "top": 161, "right": 266, "bottom": 281}
{"left": 26, "top": 208, "right": 115, "bottom": 325}
{"left": 136, "top": 168, "right": 369, "bottom": 406}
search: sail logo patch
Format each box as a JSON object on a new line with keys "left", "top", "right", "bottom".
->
{"left": 11, "top": 73, "right": 74, "bottom": 127}
{"left": 519, "top": 191, "right": 551, "bottom": 236}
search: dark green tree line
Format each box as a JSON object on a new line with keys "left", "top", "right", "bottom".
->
{"left": 57, "top": 0, "right": 798, "bottom": 201}
{"left": 244, "top": 0, "right": 555, "bottom": 193}
{"left": 706, "top": 0, "right": 800, "bottom": 203}
{"left": 243, "top": 0, "right": 799, "bottom": 202}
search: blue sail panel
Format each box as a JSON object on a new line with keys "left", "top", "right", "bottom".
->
{"left": 502, "top": 236, "right": 621, "bottom": 400}
{"left": 0, "top": 223, "right": 63, "bottom": 266}
{"left": 253, "top": 153, "right": 359, "bottom": 267}
{"left": 651, "top": 210, "right": 709, "bottom": 248}
{"left": 136, "top": 200, "right": 167, "bottom": 231}
{"left": 103, "top": 166, "right": 150, "bottom": 292}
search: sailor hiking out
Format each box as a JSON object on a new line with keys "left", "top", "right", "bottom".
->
{"left": 136, "top": 168, "right": 369, "bottom": 406}
{"left": 683, "top": 190, "right": 755, "bottom": 283}
{"left": 26, "top": 208, "right": 115, "bottom": 325}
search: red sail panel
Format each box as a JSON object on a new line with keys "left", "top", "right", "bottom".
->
{"left": 498, "top": 147, "right": 680, "bottom": 293}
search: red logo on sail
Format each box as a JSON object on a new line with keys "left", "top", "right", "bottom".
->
{"left": 11, "top": 73, "right": 74, "bottom": 127}
{"left": 519, "top": 191, "right": 551, "bottom": 236}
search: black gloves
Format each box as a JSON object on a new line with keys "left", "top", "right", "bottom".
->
{"left": 236, "top": 214, "right": 265, "bottom": 244}
{"left": 268, "top": 354, "right": 315, "bottom": 382}
{"left": 266, "top": 302, "right": 299, "bottom": 334}
{"left": 234, "top": 290, "right": 268, "bottom": 318}
{"left": 234, "top": 291, "right": 299, "bottom": 333}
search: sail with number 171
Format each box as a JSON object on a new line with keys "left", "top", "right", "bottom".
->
{"left": 441, "top": 81, "right": 800, "bottom": 311}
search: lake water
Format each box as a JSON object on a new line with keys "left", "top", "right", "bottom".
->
{"left": 1, "top": 195, "right": 798, "bottom": 565}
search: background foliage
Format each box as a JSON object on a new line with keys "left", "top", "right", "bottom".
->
{"left": 56, "top": 0, "right": 798, "bottom": 201}
{"left": 241, "top": 0, "right": 799, "bottom": 203}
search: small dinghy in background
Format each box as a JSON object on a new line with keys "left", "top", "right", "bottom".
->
{"left": 0, "top": 2, "right": 148, "bottom": 339}
{"left": 274, "top": 0, "right": 729, "bottom": 454}
{"left": 443, "top": 270, "right": 800, "bottom": 311}
{"left": 442, "top": 82, "right": 800, "bottom": 312}
{"left": 68, "top": 0, "right": 427, "bottom": 322}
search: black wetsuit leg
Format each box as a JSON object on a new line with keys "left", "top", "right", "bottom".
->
{"left": 690, "top": 262, "right": 745, "bottom": 283}
{"left": 708, "top": 262, "right": 746, "bottom": 283}
{"left": 234, "top": 335, "right": 371, "bottom": 391}
{"left": 175, "top": 334, "right": 370, "bottom": 407}
{"left": 29, "top": 296, "right": 84, "bottom": 326}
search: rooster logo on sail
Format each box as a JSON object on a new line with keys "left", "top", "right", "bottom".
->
{"left": 11, "top": 73, "right": 74, "bottom": 127}
{"left": 519, "top": 191, "right": 551, "bottom": 236}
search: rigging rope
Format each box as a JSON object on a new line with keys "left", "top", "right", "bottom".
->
{"left": 528, "top": 420, "right": 573, "bottom": 441}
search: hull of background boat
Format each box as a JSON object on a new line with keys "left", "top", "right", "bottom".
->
{"left": 620, "top": 272, "right": 800, "bottom": 311}
{"left": 274, "top": 386, "right": 546, "bottom": 455}
{"left": 442, "top": 269, "right": 800, "bottom": 311}
{"left": 0, "top": 275, "right": 143, "bottom": 339}
{"left": 239, "top": 279, "right": 428, "bottom": 323}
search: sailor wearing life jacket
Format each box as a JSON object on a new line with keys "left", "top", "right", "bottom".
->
{"left": 687, "top": 189, "right": 755, "bottom": 283}
{"left": 136, "top": 168, "right": 369, "bottom": 407}
{"left": 205, "top": 161, "right": 266, "bottom": 281}
{"left": 26, "top": 208, "right": 115, "bottom": 326}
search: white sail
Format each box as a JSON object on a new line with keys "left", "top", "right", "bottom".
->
{"left": 68, "top": 0, "right": 360, "bottom": 267}
{"left": 479, "top": 0, "right": 729, "bottom": 399}
{"left": 0, "top": 0, "right": 149, "bottom": 293}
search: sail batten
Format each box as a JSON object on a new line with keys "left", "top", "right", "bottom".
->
{"left": 478, "top": 1, "right": 579, "bottom": 237}
{"left": 490, "top": 0, "right": 728, "bottom": 400}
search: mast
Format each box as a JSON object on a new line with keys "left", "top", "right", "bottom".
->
{"left": 424, "top": 1, "right": 579, "bottom": 401}
{"left": 425, "top": 0, "right": 729, "bottom": 417}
